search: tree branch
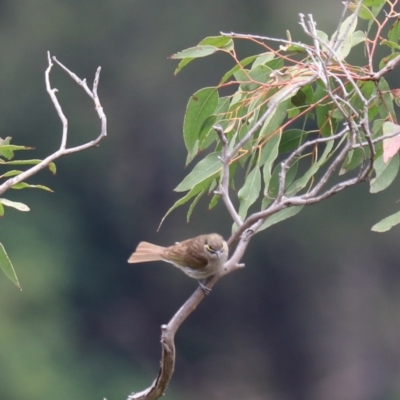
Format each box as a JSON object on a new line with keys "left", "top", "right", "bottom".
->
{"left": 213, "top": 124, "right": 243, "bottom": 227}
{"left": 128, "top": 2, "right": 400, "bottom": 399}
{"left": 0, "top": 52, "right": 107, "bottom": 196}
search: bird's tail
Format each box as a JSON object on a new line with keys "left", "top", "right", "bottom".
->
{"left": 128, "top": 242, "right": 166, "bottom": 263}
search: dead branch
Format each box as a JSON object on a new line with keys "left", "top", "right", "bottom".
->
{"left": 0, "top": 52, "right": 107, "bottom": 196}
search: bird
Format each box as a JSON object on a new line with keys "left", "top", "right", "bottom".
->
{"left": 128, "top": 233, "right": 228, "bottom": 293}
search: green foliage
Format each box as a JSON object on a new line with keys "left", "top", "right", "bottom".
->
{"left": 371, "top": 209, "right": 400, "bottom": 232}
{"left": 163, "top": 0, "right": 400, "bottom": 233}
{"left": 0, "top": 243, "right": 21, "bottom": 289}
{"left": 0, "top": 137, "right": 56, "bottom": 288}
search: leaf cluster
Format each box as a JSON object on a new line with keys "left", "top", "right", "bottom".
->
{"left": 162, "top": 0, "right": 400, "bottom": 236}
{"left": 0, "top": 137, "right": 56, "bottom": 288}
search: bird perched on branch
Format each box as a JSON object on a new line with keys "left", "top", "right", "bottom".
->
{"left": 128, "top": 233, "right": 228, "bottom": 293}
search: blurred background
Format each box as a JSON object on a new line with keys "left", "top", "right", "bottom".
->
{"left": 1, "top": 1, "right": 400, "bottom": 399}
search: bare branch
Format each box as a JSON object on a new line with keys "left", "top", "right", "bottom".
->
{"left": 0, "top": 52, "right": 107, "bottom": 196}
{"left": 213, "top": 124, "right": 243, "bottom": 227}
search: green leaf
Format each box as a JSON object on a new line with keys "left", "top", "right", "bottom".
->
{"left": 291, "top": 89, "right": 307, "bottom": 108}
{"left": 347, "top": 3, "right": 374, "bottom": 20}
{"left": 259, "top": 98, "right": 290, "bottom": 140}
{"left": 259, "top": 206, "right": 303, "bottom": 231}
{"left": 372, "top": 119, "right": 385, "bottom": 138}
{"left": 372, "top": 210, "right": 400, "bottom": 232}
{"left": 198, "top": 115, "right": 217, "bottom": 149}
{"left": 0, "top": 243, "right": 21, "bottom": 289}
{"left": 317, "top": 30, "right": 329, "bottom": 50}
{"left": 359, "top": 81, "right": 375, "bottom": 98}
{"left": 331, "top": 14, "right": 358, "bottom": 60}
{"left": 0, "top": 159, "right": 57, "bottom": 174}
{"left": 0, "top": 144, "right": 32, "bottom": 160}
{"left": 0, "top": 198, "right": 30, "bottom": 212}
{"left": 381, "top": 40, "right": 400, "bottom": 51}
{"left": 11, "top": 182, "right": 53, "bottom": 192}
{"left": 184, "top": 87, "right": 219, "bottom": 164}
{"left": 48, "top": 161, "right": 57, "bottom": 175}
{"left": 263, "top": 159, "right": 299, "bottom": 203}
{"left": 200, "top": 36, "right": 234, "bottom": 49}
{"left": 159, "top": 177, "right": 214, "bottom": 229}
{"left": 241, "top": 65, "right": 272, "bottom": 91}
{"left": 378, "top": 52, "right": 400, "bottom": 71}
{"left": 316, "top": 103, "right": 336, "bottom": 137}
{"left": 292, "top": 139, "right": 334, "bottom": 192}
{"left": 352, "top": 30, "right": 366, "bottom": 46}
{"left": 279, "top": 129, "right": 306, "bottom": 154}
{"left": 208, "top": 193, "right": 220, "bottom": 210}
{"left": 220, "top": 55, "right": 258, "bottom": 84}
{"left": 0, "top": 144, "right": 32, "bottom": 151}
{"left": 171, "top": 45, "right": 220, "bottom": 59}
{"left": 0, "top": 170, "right": 23, "bottom": 178}
{"left": 388, "top": 19, "right": 400, "bottom": 44}
{"left": 238, "top": 166, "right": 261, "bottom": 219}
{"left": 172, "top": 36, "right": 234, "bottom": 75}
{"left": 265, "top": 57, "right": 284, "bottom": 71}
{"left": 261, "top": 133, "right": 281, "bottom": 191}
{"left": 187, "top": 188, "right": 206, "bottom": 222}
{"left": 370, "top": 154, "right": 399, "bottom": 193}
{"left": 173, "top": 57, "right": 195, "bottom": 75}
{"left": 175, "top": 152, "right": 221, "bottom": 192}
{"left": 0, "top": 202, "right": 4, "bottom": 216}
{"left": 340, "top": 148, "right": 366, "bottom": 174}
{"left": 377, "top": 78, "right": 396, "bottom": 120}
{"left": 252, "top": 52, "right": 276, "bottom": 68}
{"left": 200, "top": 97, "right": 230, "bottom": 148}
{"left": 363, "top": 0, "right": 385, "bottom": 6}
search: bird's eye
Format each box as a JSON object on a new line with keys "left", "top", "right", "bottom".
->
{"left": 205, "top": 244, "right": 216, "bottom": 253}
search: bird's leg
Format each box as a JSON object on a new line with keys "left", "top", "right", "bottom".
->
{"left": 197, "top": 279, "right": 211, "bottom": 295}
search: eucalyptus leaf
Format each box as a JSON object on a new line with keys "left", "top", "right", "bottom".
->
{"left": 292, "top": 139, "right": 334, "bottom": 192}
{"left": 388, "top": 20, "right": 400, "bottom": 44}
{"left": 175, "top": 152, "right": 221, "bottom": 192}
{"left": 371, "top": 210, "right": 400, "bottom": 232}
{"left": 238, "top": 166, "right": 261, "bottom": 219}
{"left": 0, "top": 159, "right": 57, "bottom": 174}
{"left": 159, "top": 177, "right": 214, "bottom": 229}
{"left": 0, "top": 170, "right": 23, "bottom": 178}
{"left": 259, "top": 206, "right": 303, "bottom": 231}
{"left": 220, "top": 55, "right": 258, "bottom": 84}
{"left": 377, "top": 78, "right": 395, "bottom": 120}
{"left": 279, "top": 129, "right": 306, "bottom": 154}
{"left": 370, "top": 154, "right": 399, "bottom": 193}
{"left": 187, "top": 189, "right": 206, "bottom": 222}
{"left": 11, "top": 182, "right": 53, "bottom": 192}
{"left": 184, "top": 87, "right": 219, "bottom": 164}
{"left": 208, "top": 192, "right": 220, "bottom": 210}
{"left": 331, "top": 14, "right": 358, "bottom": 60}
{"left": 0, "top": 198, "right": 30, "bottom": 212}
{"left": 261, "top": 132, "right": 281, "bottom": 190}
{"left": 0, "top": 243, "right": 21, "bottom": 289}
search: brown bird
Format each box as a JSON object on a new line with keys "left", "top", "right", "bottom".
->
{"left": 128, "top": 233, "right": 228, "bottom": 293}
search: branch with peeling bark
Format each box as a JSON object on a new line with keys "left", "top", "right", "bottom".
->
{"left": 0, "top": 52, "right": 107, "bottom": 196}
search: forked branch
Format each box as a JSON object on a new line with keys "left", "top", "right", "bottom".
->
{"left": 0, "top": 52, "right": 107, "bottom": 196}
